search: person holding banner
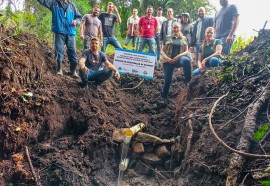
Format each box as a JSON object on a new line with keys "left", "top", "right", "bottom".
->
{"left": 78, "top": 37, "right": 120, "bottom": 89}
{"left": 161, "top": 22, "right": 191, "bottom": 99}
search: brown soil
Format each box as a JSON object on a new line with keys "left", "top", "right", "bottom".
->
{"left": 1, "top": 29, "right": 270, "bottom": 186}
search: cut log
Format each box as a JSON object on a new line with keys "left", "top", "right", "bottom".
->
{"left": 155, "top": 145, "right": 170, "bottom": 158}
{"left": 132, "top": 142, "right": 144, "bottom": 154}
{"left": 142, "top": 153, "right": 162, "bottom": 165}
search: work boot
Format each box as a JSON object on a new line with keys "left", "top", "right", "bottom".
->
{"left": 56, "top": 61, "right": 63, "bottom": 76}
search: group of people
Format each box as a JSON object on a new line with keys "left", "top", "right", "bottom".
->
{"left": 37, "top": 0, "right": 239, "bottom": 98}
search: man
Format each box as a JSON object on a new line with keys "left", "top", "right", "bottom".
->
{"left": 80, "top": 6, "right": 102, "bottom": 50}
{"left": 191, "top": 7, "right": 214, "bottom": 65}
{"left": 37, "top": 0, "right": 81, "bottom": 77}
{"left": 78, "top": 37, "right": 120, "bottom": 89}
{"left": 155, "top": 7, "right": 167, "bottom": 63}
{"left": 138, "top": 5, "right": 158, "bottom": 55}
{"left": 214, "top": 0, "right": 239, "bottom": 55}
{"left": 160, "top": 8, "right": 177, "bottom": 42}
{"left": 98, "top": 2, "right": 122, "bottom": 53}
{"left": 123, "top": 8, "right": 140, "bottom": 50}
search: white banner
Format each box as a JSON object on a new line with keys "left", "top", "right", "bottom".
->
{"left": 113, "top": 48, "right": 156, "bottom": 79}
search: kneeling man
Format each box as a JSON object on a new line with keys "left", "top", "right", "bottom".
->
{"left": 79, "top": 37, "right": 120, "bottom": 89}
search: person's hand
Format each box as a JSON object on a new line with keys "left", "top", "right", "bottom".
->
{"left": 114, "top": 6, "right": 118, "bottom": 13}
{"left": 81, "top": 66, "right": 88, "bottom": 74}
{"left": 226, "top": 35, "right": 233, "bottom": 44}
{"left": 71, "top": 20, "right": 77, "bottom": 26}
{"left": 80, "top": 34, "right": 84, "bottom": 40}
{"left": 114, "top": 71, "right": 120, "bottom": 80}
{"left": 100, "top": 40, "right": 103, "bottom": 47}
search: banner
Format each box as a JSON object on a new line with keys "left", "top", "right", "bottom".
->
{"left": 113, "top": 48, "right": 156, "bottom": 79}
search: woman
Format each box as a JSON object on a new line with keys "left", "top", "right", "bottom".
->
{"left": 161, "top": 22, "right": 191, "bottom": 99}
{"left": 123, "top": 8, "right": 140, "bottom": 50}
{"left": 180, "top": 13, "right": 193, "bottom": 46}
{"left": 193, "top": 27, "right": 223, "bottom": 75}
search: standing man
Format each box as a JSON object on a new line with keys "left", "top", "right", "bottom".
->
{"left": 78, "top": 37, "right": 120, "bottom": 89}
{"left": 80, "top": 6, "right": 102, "bottom": 50}
{"left": 123, "top": 8, "right": 140, "bottom": 50}
{"left": 191, "top": 7, "right": 214, "bottom": 65}
{"left": 214, "top": 0, "right": 239, "bottom": 55}
{"left": 155, "top": 7, "right": 167, "bottom": 63}
{"left": 98, "top": 2, "right": 122, "bottom": 53}
{"left": 138, "top": 5, "right": 158, "bottom": 55}
{"left": 37, "top": 0, "right": 81, "bottom": 77}
{"left": 160, "top": 8, "right": 177, "bottom": 42}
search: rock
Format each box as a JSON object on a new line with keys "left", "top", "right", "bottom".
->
{"left": 134, "top": 161, "right": 150, "bottom": 175}
{"left": 155, "top": 145, "right": 170, "bottom": 158}
{"left": 142, "top": 153, "right": 162, "bottom": 165}
{"left": 132, "top": 142, "right": 144, "bottom": 154}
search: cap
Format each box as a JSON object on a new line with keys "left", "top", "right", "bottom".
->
{"left": 182, "top": 12, "right": 190, "bottom": 17}
{"left": 158, "top": 7, "right": 163, "bottom": 10}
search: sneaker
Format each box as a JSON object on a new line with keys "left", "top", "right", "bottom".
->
{"left": 68, "top": 71, "right": 79, "bottom": 78}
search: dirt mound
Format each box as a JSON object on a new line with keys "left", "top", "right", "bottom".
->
{"left": 1, "top": 28, "right": 270, "bottom": 186}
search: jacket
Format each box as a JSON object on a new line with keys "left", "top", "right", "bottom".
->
{"left": 37, "top": 0, "right": 81, "bottom": 36}
{"left": 191, "top": 17, "right": 214, "bottom": 47}
{"left": 160, "top": 18, "right": 177, "bottom": 41}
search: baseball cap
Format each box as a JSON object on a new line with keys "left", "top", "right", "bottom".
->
{"left": 182, "top": 12, "right": 190, "bottom": 17}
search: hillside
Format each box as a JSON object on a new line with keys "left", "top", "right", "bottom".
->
{"left": 1, "top": 28, "right": 270, "bottom": 186}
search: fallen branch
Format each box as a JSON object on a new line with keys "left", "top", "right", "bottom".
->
{"left": 25, "top": 146, "right": 41, "bottom": 186}
{"left": 118, "top": 79, "right": 144, "bottom": 90}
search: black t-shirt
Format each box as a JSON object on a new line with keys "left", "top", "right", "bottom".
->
{"left": 98, "top": 13, "right": 117, "bottom": 37}
{"left": 82, "top": 50, "right": 107, "bottom": 70}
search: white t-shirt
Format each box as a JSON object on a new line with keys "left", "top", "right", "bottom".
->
{"left": 156, "top": 16, "right": 167, "bottom": 34}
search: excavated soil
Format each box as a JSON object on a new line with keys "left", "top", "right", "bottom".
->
{"left": 1, "top": 28, "right": 270, "bottom": 186}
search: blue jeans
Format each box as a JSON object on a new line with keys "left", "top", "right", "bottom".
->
{"left": 218, "top": 36, "right": 235, "bottom": 56}
{"left": 155, "top": 34, "right": 161, "bottom": 60}
{"left": 138, "top": 37, "right": 156, "bottom": 54}
{"left": 192, "top": 57, "right": 222, "bottom": 75}
{"left": 79, "top": 68, "right": 113, "bottom": 86}
{"left": 194, "top": 43, "right": 201, "bottom": 66}
{"left": 54, "top": 33, "right": 78, "bottom": 72}
{"left": 101, "top": 36, "right": 122, "bottom": 53}
{"left": 162, "top": 56, "right": 191, "bottom": 98}
{"left": 124, "top": 36, "right": 138, "bottom": 47}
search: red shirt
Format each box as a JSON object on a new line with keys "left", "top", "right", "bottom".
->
{"left": 138, "top": 16, "right": 158, "bottom": 38}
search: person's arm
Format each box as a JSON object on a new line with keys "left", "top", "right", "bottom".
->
{"left": 114, "top": 6, "right": 121, "bottom": 24}
{"left": 198, "top": 53, "right": 204, "bottom": 71}
{"left": 154, "top": 18, "right": 158, "bottom": 34}
{"left": 71, "top": 5, "right": 82, "bottom": 26}
{"left": 36, "top": 0, "right": 54, "bottom": 10}
{"left": 104, "top": 61, "right": 120, "bottom": 79}
{"left": 98, "top": 26, "right": 103, "bottom": 47}
{"left": 172, "top": 45, "right": 189, "bottom": 63}
{"left": 80, "top": 19, "right": 85, "bottom": 40}
{"left": 227, "top": 15, "right": 239, "bottom": 44}
{"left": 202, "top": 44, "right": 222, "bottom": 63}
{"left": 78, "top": 57, "right": 88, "bottom": 73}
{"left": 161, "top": 45, "right": 172, "bottom": 62}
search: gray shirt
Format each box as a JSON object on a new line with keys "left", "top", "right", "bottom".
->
{"left": 82, "top": 14, "right": 101, "bottom": 38}
{"left": 215, "top": 4, "right": 239, "bottom": 38}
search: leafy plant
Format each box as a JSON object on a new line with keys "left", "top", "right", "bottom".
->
{"left": 261, "top": 180, "right": 270, "bottom": 186}
{"left": 252, "top": 123, "right": 269, "bottom": 142}
{"left": 231, "top": 35, "right": 254, "bottom": 53}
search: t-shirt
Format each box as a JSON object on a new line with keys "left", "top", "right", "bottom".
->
{"left": 82, "top": 50, "right": 108, "bottom": 70}
{"left": 199, "top": 39, "right": 223, "bottom": 59}
{"left": 155, "top": 16, "right": 167, "bottom": 34}
{"left": 98, "top": 13, "right": 117, "bottom": 37}
{"left": 138, "top": 16, "right": 158, "bottom": 38}
{"left": 82, "top": 14, "right": 101, "bottom": 38}
{"left": 171, "top": 37, "right": 182, "bottom": 58}
{"left": 215, "top": 4, "right": 239, "bottom": 38}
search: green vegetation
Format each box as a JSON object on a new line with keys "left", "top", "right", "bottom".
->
{"left": 231, "top": 35, "right": 254, "bottom": 53}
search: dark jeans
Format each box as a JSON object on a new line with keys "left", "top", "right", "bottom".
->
{"left": 155, "top": 34, "right": 161, "bottom": 60}
{"left": 124, "top": 36, "right": 138, "bottom": 47}
{"left": 162, "top": 56, "right": 191, "bottom": 98}
{"left": 192, "top": 57, "right": 222, "bottom": 76}
{"left": 54, "top": 33, "right": 78, "bottom": 72}
{"left": 217, "top": 36, "right": 236, "bottom": 56}
{"left": 101, "top": 36, "right": 122, "bottom": 53}
{"left": 79, "top": 68, "right": 113, "bottom": 86}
